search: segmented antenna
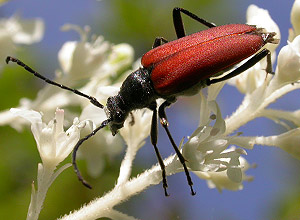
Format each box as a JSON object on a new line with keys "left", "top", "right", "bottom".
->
{"left": 6, "top": 56, "right": 104, "bottom": 108}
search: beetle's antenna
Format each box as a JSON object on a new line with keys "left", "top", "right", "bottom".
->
{"left": 6, "top": 56, "right": 104, "bottom": 109}
{"left": 72, "top": 118, "right": 112, "bottom": 189}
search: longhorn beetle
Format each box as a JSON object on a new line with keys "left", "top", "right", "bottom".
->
{"left": 6, "top": 7, "right": 278, "bottom": 196}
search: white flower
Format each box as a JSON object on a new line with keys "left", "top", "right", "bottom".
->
{"left": 58, "top": 24, "right": 134, "bottom": 87}
{"left": 246, "top": 4, "right": 280, "bottom": 50}
{"left": 0, "top": 14, "right": 44, "bottom": 69}
{"left": 273, "top": 129, "right": 300, "bottom": 159}
{"left": 0, "top": 14, "right": 44, "bottom": 44}
{"left": 254, "top": 128, "right": 300, "bottom": 160}
{"left": 194, "top": 156, "right": 253, "bottom": 192}
{"left": 78, "top": 130, "right": 123, "bottom": 178}
{"left": 106, "top": 43, "right": 135, "bottom": 78}
{"left": 9, "top": 108, "right": 86, "bottom": 220}
{"left": 117, "top": 109, "right": 152, "bottom": 185}
{"left": 182, "top": 94, "right": 251, "bottom": 190}
{"left": 273, "top": 35, "right": 300, "bottom": 87}
{"left": 228, "top": 4, "right": 280, "bottom": 94}
{"left": 58, "top": 24, "right": 111, "bottom": 82}
{"left": 289, "top": 0, "right": 300, "bottom": 41}
{"left": 259, "top": 109, "right": 300, "bottom": 129}
{"left": 0, "top": 99, "right": 29, "bottom": 131}
{"left": 10, "top": 108, "right": 84, "bottom": 167}
{"left": 120, "top": 109, "right": 152, "bottom": 152}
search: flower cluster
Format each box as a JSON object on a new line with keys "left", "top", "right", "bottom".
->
{"left": 0, "top": 2, "right": 300, "bottom": 220}
{"left": 0, "top": 12, "right": 44, "bottom": 71}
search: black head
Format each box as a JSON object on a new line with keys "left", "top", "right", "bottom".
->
{"left": 105, "top": 95, "right": 129, "bottom": 135}
{"left": 104, "top": 68, "right": 157, "bottom": 135}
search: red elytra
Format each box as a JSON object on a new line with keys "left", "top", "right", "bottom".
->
{"left": 142, "top": 24, "right": 269, "bottom": 96}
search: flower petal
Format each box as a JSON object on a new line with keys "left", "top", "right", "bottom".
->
{"left": 290, "top": 0, "right": 300, "bottom": 40}
{"left": 276, "top": 35, "right": 300, "bottom": 85}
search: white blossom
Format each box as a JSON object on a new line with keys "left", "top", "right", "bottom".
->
{"left": 183, "top": 95, "right": 250, "bottom": 190}
{"left": 227, "top": 4, "right": 280, "bottom": 94}
{"left": 0, "top": 14, "right": 44, "bottom": 44}
{"left": 10, "top": 108, "right": 84, "bottom": 166}
{"left": 289, "top": 0, "right": 300, "bottom": 41}
{"left": 246, "top": 4, "right": 281, "bottom": 50}
{"left": 118, "top": 109, "right": 152, "bottom": 185}
{"left": 0, "top": 13, "right": 44, "bottom": 69}
{"left": 194, "top": 156, "right": 253, "bottom": 192}
{"left": 58, "top": 24, "right": 111, "bottom": 82}
{"left": 10, "top": 108, "right": 85, "bottom": 220}
{"left": 273, "top": 35, "right": 300, "bottom": 87}
{"left": 253, "top": 128, "right": 300, "bottom": 160}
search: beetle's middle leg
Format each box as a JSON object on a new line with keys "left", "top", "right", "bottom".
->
{"left": 158, "top": 100, "right": 196, "bottom": 196}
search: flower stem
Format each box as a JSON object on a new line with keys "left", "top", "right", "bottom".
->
{"left": 26, "top": 163, "right": 56, "bottom": 220}
{"left": 59, "top": 155, "right": 179, "bottom": 220}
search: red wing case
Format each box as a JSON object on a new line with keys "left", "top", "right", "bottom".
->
{"left": 141, "top": 24, "right": 267, "bottom": 96}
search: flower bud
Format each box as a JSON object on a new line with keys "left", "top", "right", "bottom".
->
{"left": 289, "top": 0, "right": 300, "bottom": 40}
{"left": 276, "top": 35, "right": 300, "bottom": 85}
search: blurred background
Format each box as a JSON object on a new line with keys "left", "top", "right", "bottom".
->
{"left": 0, "top": 0, "right": 299, "bottom": 219}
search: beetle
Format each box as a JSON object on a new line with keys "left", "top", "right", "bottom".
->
{"left": 6, "top": 7, "right": 278, "bottom": 196}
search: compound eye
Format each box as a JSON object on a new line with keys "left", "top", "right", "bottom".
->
{"left": 114, "top": 111, "right": 124, "bottom": 123}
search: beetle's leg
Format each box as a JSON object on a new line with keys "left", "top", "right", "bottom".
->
{"left": 158, "top": 100, "right": 196, "bottom": 196}
{"left": 207, "top": 49, "right": 273, "bottom": 85}
{"left": 6, "top": 56, "right": 103, "bottom": 108}
{"left": 173, "top": 7, "right": 216, "bottom": 39}
{"left": 149, "top": 102, "right": 169, "bottom": 196}
{"left": 152, "top": 37, "right": 169, "bottom": 48}
{"left": 72, "top": 118, "right": 112, "bottom": 189}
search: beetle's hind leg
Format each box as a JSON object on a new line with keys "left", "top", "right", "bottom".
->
{"left": 207, "top": 48, "right": 273, "bottom": 85}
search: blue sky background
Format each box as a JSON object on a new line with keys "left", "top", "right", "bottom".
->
{"left": 1, "top": 0, "right": 299, "bottom": 220}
